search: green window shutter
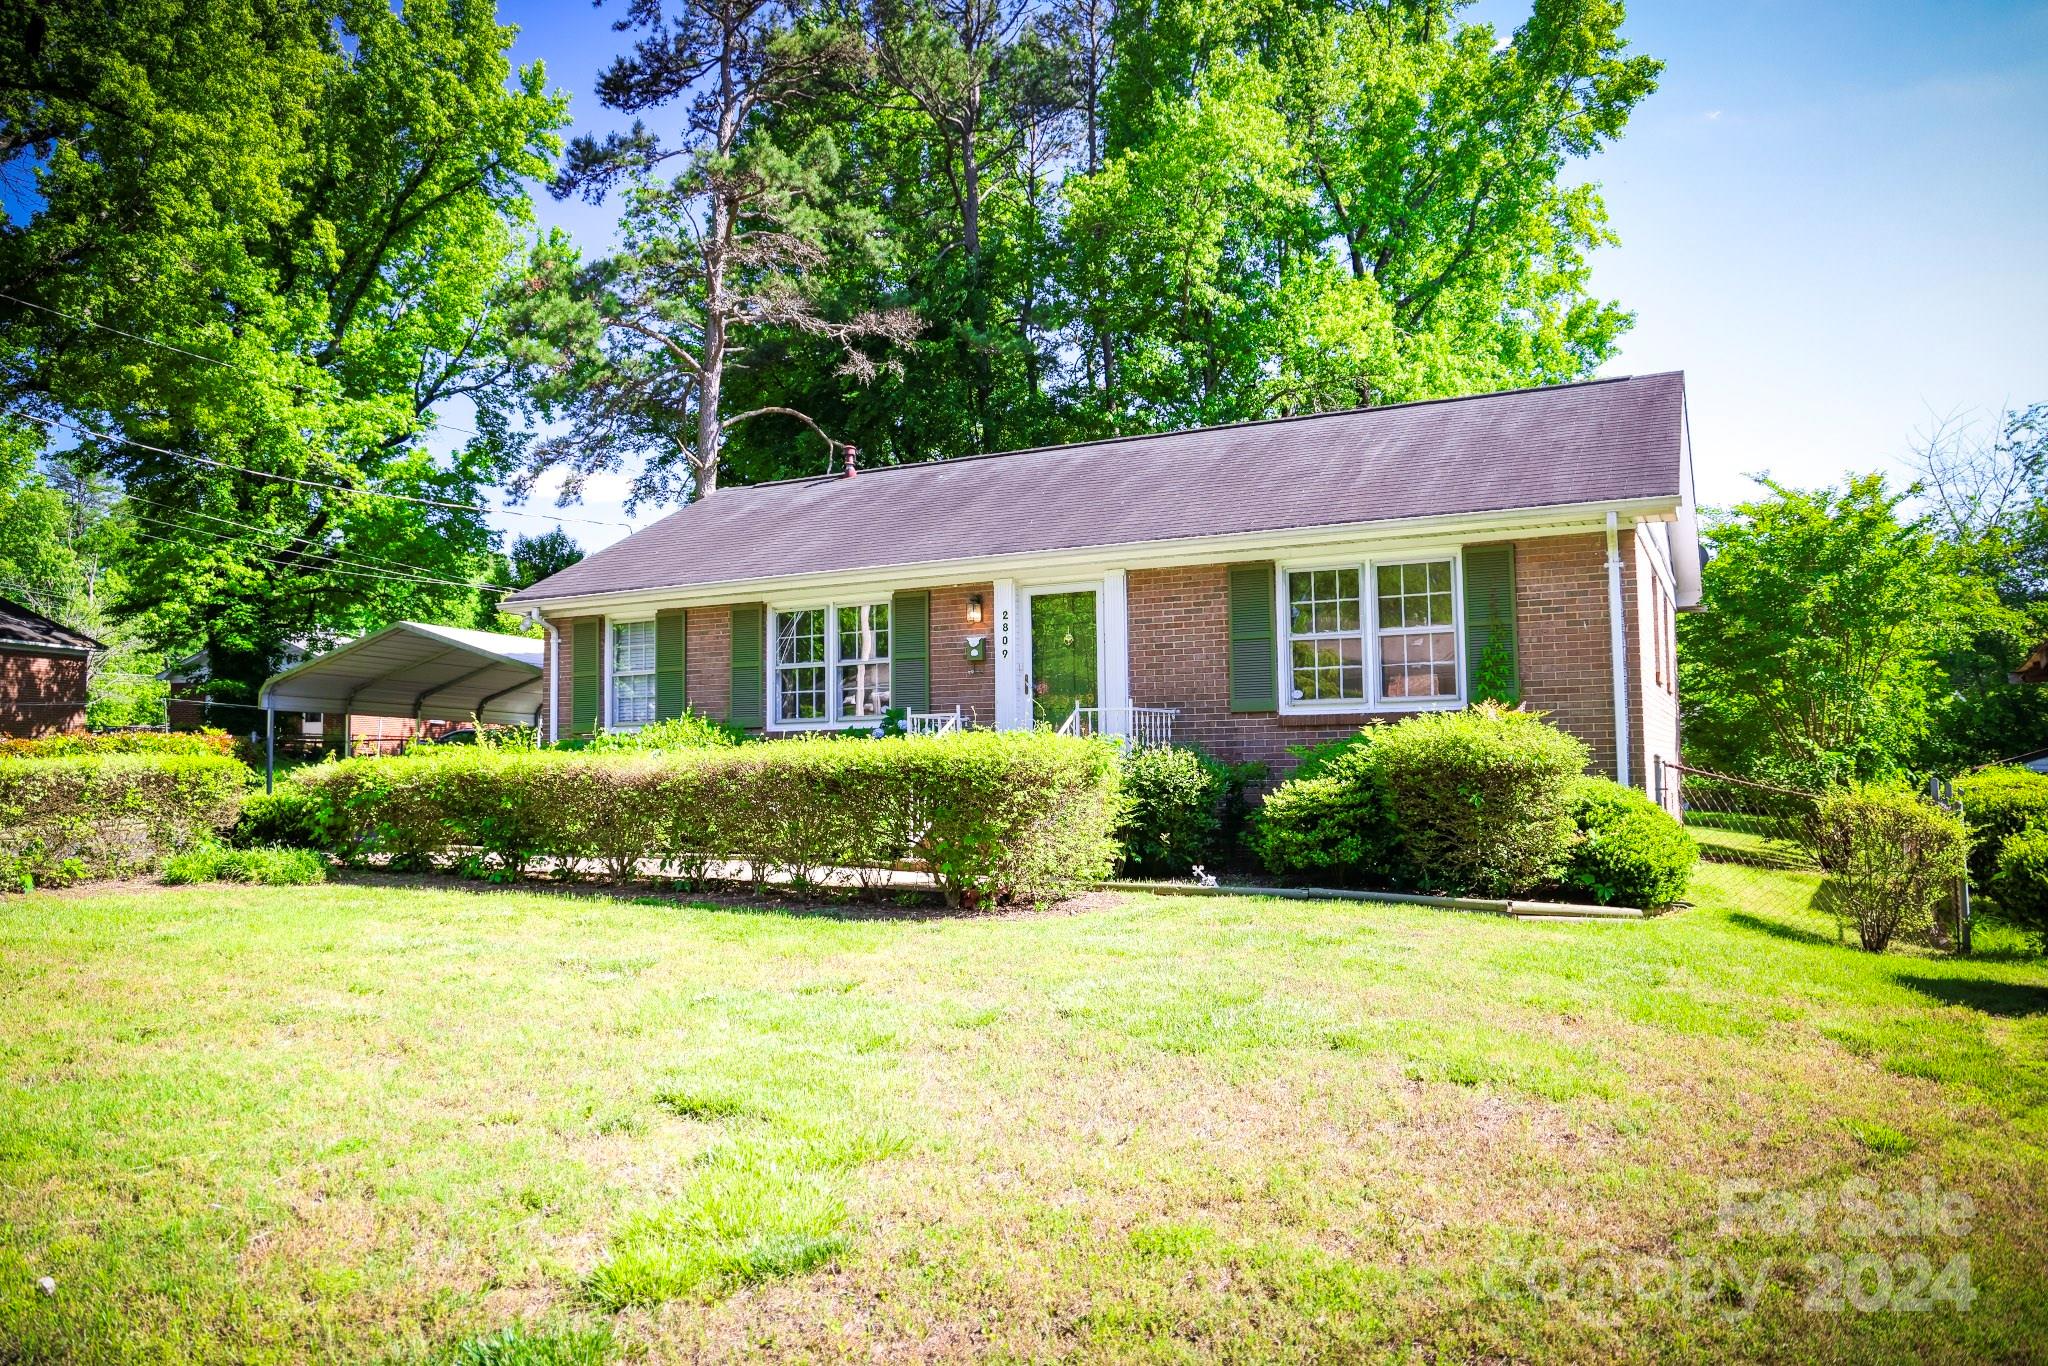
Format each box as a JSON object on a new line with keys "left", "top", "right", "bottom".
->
{"left": 654, "top": 608, "right": 687, "bottom": 721}
{"left": 1227, "top": 562, "right": 1278, "bottom": 713}
{"left": 890, "top": 589, "right": 931, "bottom": 715}
{"left": 728, "top": 604, "right": 766, "bottom": 729}
{"left": 1462, "top": 544, "right": 1519, "bottom": 703}
{"left": 571, "top": 618, "right": 601, "bottom": 736}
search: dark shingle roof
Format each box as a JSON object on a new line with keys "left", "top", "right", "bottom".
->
{"left": 0, "top": 597, "right": 101, "bottom": 654}
{"left": 508, "top": 372, "right": 1686, "bottom": 605}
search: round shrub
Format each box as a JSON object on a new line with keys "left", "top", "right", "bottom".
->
{"left": 1115, "top": 745, "right": 1228, "bottom": 877}
{"left": 1990, "top": 823, "right": 2048, "bottom": 951}
{"left": 1811, "top": 784, "right": 1968, "bottom": 952}
{"left": 1953, "top": 766, "right": 2048, "bottom": 890}
{"left": 1251, "top": 739, "right": 1404, "bottom": 885}
{"left": 1562, "top": 778, "right": 1697, "bottom": 909}
{"left": 1368, "top": 704, "right": 1590, "bottom": 897}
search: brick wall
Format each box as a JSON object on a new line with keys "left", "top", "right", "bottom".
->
{"left": 1127, "top": 564, "right": 1376, "bottom": 773}
{"left": 0, "top": 651, "right": 88, "bottom": 737}
{"left": 1128, "top": 533, "right": 1671, "bottom": 784}
{"left": 1513, "top": 531, "right": 1621, "bottom": 780}
{"left": 536, "top": 532, "right": 1680, "bottom": 783}
{"left": 687, "top": 606, "right": 733, "bottom": 722}
{"left": 928, "top": 581, "right": 996, "bottom": 724}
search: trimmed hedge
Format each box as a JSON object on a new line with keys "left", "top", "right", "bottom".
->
{"left": 1562, "top": 778, "right": 1697, "bottom": 909}
{"left": 1253, "top": 711, "right": 1693, "bottom": 908}
{"left": 1251, "top": 735, "right": 1405, "bottom": 886}
{"left": 288, "top": 730, "right": 1120, "bottom": 906}
{"left": 1367, "top": 704, "right": 1589, "bottom": 897}
{"left": 1953, "top": 766, "right": 2048, "bottom": 890}
{"left": 1114, "top": 745, "right": 1261, "bottom": 877}
{"left": 0, "top": 754, "right": 248, "bottom": 889}
{"left": 0, "top": 729, "right": 238, "bottom": 760}
{"left": 1991, "top": 824, "right": 2048, "bottom": 951}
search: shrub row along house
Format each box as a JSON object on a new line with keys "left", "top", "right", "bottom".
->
{"left": 504, "top": 374, "right": 1702, "bottom": 796}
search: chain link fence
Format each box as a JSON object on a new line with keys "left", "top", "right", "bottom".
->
{"left": 1657, "top": 758, "right": 1972, "bottom": 951}
{"left": 1660, "top": 760, "right": 1823, "bottom": 913}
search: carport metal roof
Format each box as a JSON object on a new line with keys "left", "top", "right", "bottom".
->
{"left": 258, "top": 622, "right": 545, "bottom": 727}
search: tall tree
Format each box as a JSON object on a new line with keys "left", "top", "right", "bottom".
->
{"left": 1679, "top": 476, "right": 2017, "bottom": 786}
{"left": 0, "top": 0, "right": 567, "bottom": 702}
{"left": 1068, "top": 0, "right": 1656, "bottom": 425}
{"left": 512, "top": 0, "right": 917, "bottom": 506}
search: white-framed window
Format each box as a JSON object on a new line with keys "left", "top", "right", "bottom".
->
{"left": 774, "top": 601, "right": 890, "bottom": 726}
{"left": 1374, "top": 559, "right": 1458, "bottom": 701}
{"left": 1286, "top": 567, "right": 1365, "bottom": 703}
{"left": 1282, "top": 555, "right": 1461, "bottom": 710}
{"left": 610, "top": 619, "right": 656, "bottom": 728}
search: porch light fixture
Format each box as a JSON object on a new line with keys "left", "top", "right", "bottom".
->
{"left": 966, "top": 593, "right": 985, "bottom": 624}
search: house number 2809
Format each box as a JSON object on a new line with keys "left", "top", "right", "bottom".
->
{"left": 998, "top": 608, "right": 1011, "bottom": 660}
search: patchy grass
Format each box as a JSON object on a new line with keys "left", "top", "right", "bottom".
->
{"left": 2, "top": 864, "right": 2046, "bottom": 1361}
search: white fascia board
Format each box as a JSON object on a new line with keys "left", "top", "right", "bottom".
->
{"left": 514, "top": 496, "right": 1684, "bottom": 620}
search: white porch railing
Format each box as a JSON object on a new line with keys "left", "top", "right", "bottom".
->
{"left": 905, "top": 707, "right": 965, "bottom": 736}
{"left": 1056, "top": 705, "right": 1178, "bottom": 748}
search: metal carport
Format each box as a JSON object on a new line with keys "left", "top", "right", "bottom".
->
{"left": 256, "top": 622, "right": 545, "bottom": 789}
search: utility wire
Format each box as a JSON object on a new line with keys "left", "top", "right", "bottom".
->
{"left": 15, "top": 409, "right": 628, "bottom": 530}
{"left": 120, "top": 491, "right": 512, "bottom": 589}
{"left": 124, "top": 508, "right": 512, "bottom": 593}
{"left": 119, "top": 518, "right": 508, "bottom": 594}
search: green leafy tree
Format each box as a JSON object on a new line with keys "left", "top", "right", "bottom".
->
{"left": 1679, "top": 476, "right": 2018, "bottom": 786}
{"left": 0, "top": 0, "right": 567, "bottom": 703}
{"left": 509, "top": 0, "right": 918, "bottom": 506}
{"left": 507, "top": 528, "right": 584, "bottom": 590}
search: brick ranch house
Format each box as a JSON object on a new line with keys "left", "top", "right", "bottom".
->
{"left": 0, "top": 595, "right": 102, "bottom": 738}
{"left": 504, "top": 374, "right": 1702, "bottom": 797}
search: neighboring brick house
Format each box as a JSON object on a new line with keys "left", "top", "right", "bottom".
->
{"left": 505, "top": 375, "right": 1703, "bottom": 802}
{"left": 0, "top": 596, "right": 101, "bottom": 738}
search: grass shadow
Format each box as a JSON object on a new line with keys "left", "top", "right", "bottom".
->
{"left": 1894, "top": 973, "right": 2048, "bottom": 1018}
{"left": 322, "top": 868, "right": 1107, "bottom": 923}
{"left": 1725, "top": 910, "right": 1836, "bottom": 947}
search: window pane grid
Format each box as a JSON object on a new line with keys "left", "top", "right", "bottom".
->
{"left": 610, "top": 621, "right": 658, "bottom": 727}
{"left": 1375, "top": 559, "right": 1457, "bottom": 701}
{"left": 1286, "top": 568, "right": 1364, "bottom": 702}
{"left": 777, "top": 603, "right": 890, "bottom": 724}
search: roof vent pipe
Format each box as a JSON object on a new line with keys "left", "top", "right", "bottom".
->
{"left": 842, "top": 445, "right": 859, "bottom": 478}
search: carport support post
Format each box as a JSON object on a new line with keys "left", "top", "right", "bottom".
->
{"left": 264, "top": 705, "right": 275, "bottom": 793}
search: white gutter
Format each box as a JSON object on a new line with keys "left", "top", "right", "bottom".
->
{"left": 1606, "top": 511, "right": 1632, "bottom": 788}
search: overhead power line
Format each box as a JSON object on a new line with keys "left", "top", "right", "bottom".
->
{"left": 15, "top": 410, "right": 628, "bottom": 531}
{"left": 124, "top": 511, "right": 511, "bottom": 594}
{"left": 121, "top": 491, "right": 512, "bottom": 589}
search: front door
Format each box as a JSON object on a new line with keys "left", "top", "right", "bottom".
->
{"left": 1028, "top": 590, "right": 1098, "bottom": 728}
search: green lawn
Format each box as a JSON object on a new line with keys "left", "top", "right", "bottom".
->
{"left": 3, "top": 867, "right": 2046, "bottom": 1362}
